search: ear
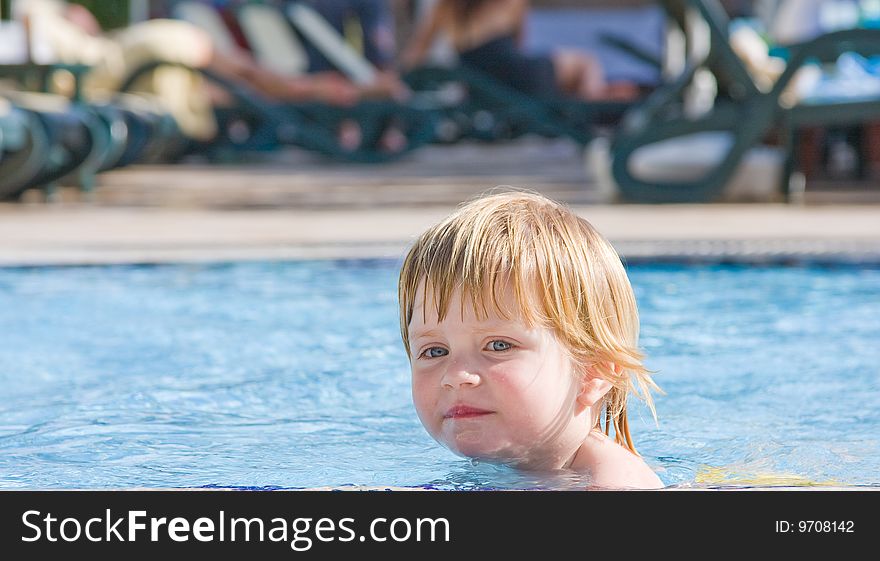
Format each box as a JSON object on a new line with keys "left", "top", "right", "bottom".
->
{"left": 575, "top": 363, "right": 615, "bottom": 414}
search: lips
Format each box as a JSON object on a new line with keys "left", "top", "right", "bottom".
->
{"left": 443, "top": 405, "right": 494, "bottom": 419}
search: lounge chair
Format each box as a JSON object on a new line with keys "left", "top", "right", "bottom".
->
{"left": 607, "top": 0, "right": 880, "bottom": 202}
{"left": 266, "top": 2, "right": 439, "bottom": 160}
{"left": 167, "top": 1, "right": 436, "bottom": 162}
{"left": 0, "top": 8, "right": 220, "bottom": 199}
{"left": 0, "top": 98, "right": 46, "bottom": 200}
{"left": 94, "top": 93, "right": 190, "bottom": 170}
{"left": 0, "top": 60, "right": 184, "bottom": 198}
{"left": 399, "top": 3, "right": 663, "bottom": 145}
{"left": 403, "top": 63, "right": 635, "bottom": 144}
{"left": 0, "top": 62, "right": 107, "bottom": 195}
{"left": 0, "top": 91, "right": 107, "bottom": 199}
{"left": 283, "top": 0, "right": 580, "bottom": 145}
{"left": 117, "top": 56, "right": 435, "bottom": 164}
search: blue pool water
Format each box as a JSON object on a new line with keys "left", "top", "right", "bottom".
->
{"left": 1, "top": 260, "right": 878, "bottom": 490}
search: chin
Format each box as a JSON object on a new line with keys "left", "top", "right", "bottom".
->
{"left": 437, "top": 434, "right": 490, "bottom": 459}
{"left": 449, "top": 445, "right": 498, "bottom": 462}
{"left": 443, "top": 439, "right": 524, "bottom": 465}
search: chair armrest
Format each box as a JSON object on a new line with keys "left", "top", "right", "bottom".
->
{"left": 599, "top": 32, "right": 664, "bottom": 70}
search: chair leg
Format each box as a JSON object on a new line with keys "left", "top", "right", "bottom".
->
{"left": 780, "top": 125, "right": 797, "bottom": 203}
{"left": 42, "top": 181, "right": 60, "bottom": 203}
{"left": 851, "top": 125, "right": 868, "bottom": 180}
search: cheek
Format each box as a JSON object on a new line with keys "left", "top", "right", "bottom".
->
{"left": 482, "top": 370, "right": 533, "bottom": 418}
{"left": 411, "top": 374, "right": 437, "bottom": 422}
{"left": 487, "top": 362, "right": 537, "bottom": 397}
{"left": 492, "top": 360, "right": 575, "bottom": 415}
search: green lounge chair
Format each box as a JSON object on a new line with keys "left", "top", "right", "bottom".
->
{"left": 169, "top": 1, "right": 436, "bottom": 162}
{"left": 403, "top": 63, "right": 635, "bottom": 144}
{"left": 246, "top": 2, "right": 438, "bottom": 160}
{"left": 608, "top": 0, "right": 880, "bottom": 203}
{"left": 0, "top": 61, "right": 185, "bottom": 198}
{"left": 283, "top": 0, "right": 619, "bottom": 145}
{"left": 0, "top": 62, "right": 120, "bottom": 195}
{"left": 0, "top": 92, "right": 105, "bottom": 200}
{"left": 398, "top": 5, "right": 662, "bottom": 146}
{"left": 0, "top": 98, "right": 47, "bottom": 199}
{"left": 94, "top": 93, "right": 190, "bottom": 170}
{"left": 117, "top": 57, "right": 436, "bottom": 164}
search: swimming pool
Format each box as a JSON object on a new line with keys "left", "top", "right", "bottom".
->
{"left": 1, "top": 260, "right": 878, "bottom": 489}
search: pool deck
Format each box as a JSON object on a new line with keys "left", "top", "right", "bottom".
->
{"left": 2, "top": 202, "right": 879, "bottom": 266}
{"left": 1, "top": 140, "right": 879, "bottom": 266}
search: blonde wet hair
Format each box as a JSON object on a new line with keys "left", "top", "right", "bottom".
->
{"left": 398, "top": 190, "right": 660, "bottom": 455}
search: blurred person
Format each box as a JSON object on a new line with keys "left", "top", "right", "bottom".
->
{"left": 14, "top": 0, "right": 364, "bottom": 142}
{"left": 400, "top": 0, "right": 638, "bottom": 101}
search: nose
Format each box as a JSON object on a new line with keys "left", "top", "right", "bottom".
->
{"left": 441, "top": 361, "right": 481, "bottom": 389}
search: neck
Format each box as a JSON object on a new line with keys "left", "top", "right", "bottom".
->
{"left": 510, "top": 418, "right": 601, "bottom": 472}
{"left": 564, "top": 428, "right": 612, "bottom": 471}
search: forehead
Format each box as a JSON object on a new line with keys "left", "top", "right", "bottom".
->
{"left": 409, "top": 279, "right": 526, "bottom": 328}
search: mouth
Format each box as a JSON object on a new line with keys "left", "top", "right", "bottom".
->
{"left": 443, "top": 405, "right": 494, "bottom": 420}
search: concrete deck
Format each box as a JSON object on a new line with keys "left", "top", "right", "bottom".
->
{"left": 2, "top": 203, "right": 879, "bottom": 265}
{"left": 1, "top": 140, "right": 878, "bottom": 265}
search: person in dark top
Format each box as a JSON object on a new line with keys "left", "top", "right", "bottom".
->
{"left": 401, "top": 0, "right": 636, "bottom": 100}
{"left": 458, "top": 32, "right": 558, "bottom": 98}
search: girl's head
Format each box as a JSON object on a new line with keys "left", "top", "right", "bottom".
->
{"left": 398, "top": 191, "right": 659, "bottom": 465}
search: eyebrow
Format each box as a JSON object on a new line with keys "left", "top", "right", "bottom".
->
{"left": 410, "top": 323, "right": 524, "bottom": 341}
{"left": 410, "top": 328, "right": 441, "bottom": 340}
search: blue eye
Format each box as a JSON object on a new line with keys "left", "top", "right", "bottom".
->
{"left": 487, "top": 340, "right": 512, "bottom": 351}
{"left": 422, "top": 347, "right": 449, "bottom": 359}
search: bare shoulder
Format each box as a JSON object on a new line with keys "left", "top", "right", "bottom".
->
{"left": 593, "top": 445, "right": 664, "bottom": 490}
{"left": 575, "top": 432, "right": 664, "bottom": 490}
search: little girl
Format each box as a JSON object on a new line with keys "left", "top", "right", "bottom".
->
{"left": 398, "top": 191, "right": 663, "bottom": 489}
